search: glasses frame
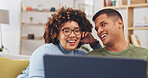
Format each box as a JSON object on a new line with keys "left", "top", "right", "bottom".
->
{"left": 62, "top": 28, "right": 82, "bottom": 36}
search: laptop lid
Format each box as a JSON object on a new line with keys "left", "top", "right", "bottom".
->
{"left": 44, "top": 55, "right": 147, "bottom": 78}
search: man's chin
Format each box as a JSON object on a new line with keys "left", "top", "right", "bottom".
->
{"left": 103, "top": 42, "right": 107, "bottom": 46}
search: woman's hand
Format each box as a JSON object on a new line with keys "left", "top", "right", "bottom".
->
{"left": 81, "top": 32, "right": 98, "bottom": 47}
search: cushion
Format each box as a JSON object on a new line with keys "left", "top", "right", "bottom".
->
{"left": 0, "top": 57, "right": 29, "bottom": 78}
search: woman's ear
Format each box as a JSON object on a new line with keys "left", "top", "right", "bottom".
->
{"left": 57, "top": 35, "right": 59, "bottom": 40}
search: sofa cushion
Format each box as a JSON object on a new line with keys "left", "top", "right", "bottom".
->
{"left": 0, "top": 57, "right": 29, "bottom": 78}
{"left": 0, "top": 52, "right": 30, "bottom": 60}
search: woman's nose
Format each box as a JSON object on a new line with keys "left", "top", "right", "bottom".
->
{"left": 69, "top": 31, "right": 76, "bottom": 37}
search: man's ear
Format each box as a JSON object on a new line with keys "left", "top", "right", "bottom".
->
{"left": 117, "top": 19, "right": 123, "bottom": 29}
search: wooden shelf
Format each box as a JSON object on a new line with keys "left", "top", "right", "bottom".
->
{"left": 103, "top": 5, "right": 127, "bottom": 9}
{"left": 21, "top": 36, "right": 43, "bottom": 41}
{"left": 22, "top": 8, "right": 58, "bottom": 13}
{"left": 128, "top": 3, "right": 148, "bottom": 8}
{"left": 128, "top": 27, "right": 148, "bottom": 30}
{"left": 103, "top": 4, "right": 148, "bottom": 9}
{"left": 20, "top": 1, "right": 61, "bottom": 55}
{"left": 21, "top": 22, "right": 45, "bottom": 26}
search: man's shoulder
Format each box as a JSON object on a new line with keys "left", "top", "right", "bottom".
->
{"left": 87, "top": 48, "right": 106, "bottom": 55}
{"left": 130, "top": 45, "right": 148, "bottom": 58}
{"left": 131, "top": 45, "right": 148, "bottom": 52}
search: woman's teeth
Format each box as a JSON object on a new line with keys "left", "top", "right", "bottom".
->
{"left": 68, "top": 40, "right": 75, "bottom": 42}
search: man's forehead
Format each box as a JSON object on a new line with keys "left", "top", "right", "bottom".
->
{"left": 95, "top": 14, "right": 107, "bottom": 25}
{"left": 95, "top": 14, "right": 108, "bottom": 21}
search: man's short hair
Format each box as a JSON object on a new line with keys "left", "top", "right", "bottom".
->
{"left": 92, "top": 9, "right": 123, "bottom": 21}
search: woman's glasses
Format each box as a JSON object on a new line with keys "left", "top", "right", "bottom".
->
{"left": 62, "top": 28, "right": 81, "bottom": 36}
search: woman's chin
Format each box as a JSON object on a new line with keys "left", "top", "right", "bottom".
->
{"left": 66, "top": 45, "right": 77, "bottom": 51}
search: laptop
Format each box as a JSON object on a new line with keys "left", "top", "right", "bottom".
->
{"left": 44, "top": 55, "right": 147, "bottom": 78}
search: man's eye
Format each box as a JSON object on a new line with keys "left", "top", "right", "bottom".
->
{"left": 101, "top": 23, "right": 105, "bottom": 26}
{"left": 100, "top": 23, "right": 107, "bottom": 27}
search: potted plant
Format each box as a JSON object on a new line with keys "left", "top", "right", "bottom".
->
{"left": 0, "top": 45, "right": 4, "bottom": 52}
{"left": 30, "top": 17, "right": 33, "bottom": 22}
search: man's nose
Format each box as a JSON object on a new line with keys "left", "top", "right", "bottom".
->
{"left": 97, "top": 27, "right": 103, "bottom": 34}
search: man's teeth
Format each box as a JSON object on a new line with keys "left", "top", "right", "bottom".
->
{"left": 68, "top": 41, "right": 75, "bottom": 42}
{"left": 101, "top": 34, "right": 107, "bottom": 38}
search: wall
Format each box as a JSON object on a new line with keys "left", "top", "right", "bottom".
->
{"left": 0, "top": 0, "right": 114, "bottom": 54}
{"left": 0, "top": 0, "right": 21, "bottom": 55}
{"left": 133, "top": 8, "right": 148, "bottom": 48}
{"left": 0, "top": 0, "right": 75, "bottom": 55}
{"left": 1, "top": 0, "right": 148, "bottom": 55}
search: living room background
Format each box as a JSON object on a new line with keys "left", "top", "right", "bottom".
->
{"left": 0, "top": 0, "right": 148, "bottom": 55}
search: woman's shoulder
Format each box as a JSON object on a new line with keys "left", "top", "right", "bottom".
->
{"left": 39, "top": 43, "right": 57, "bottom": 49}
{"left": 36, "top": 43, "right": 58, "bottom": 51}
{"left": 31, "top": 43, "right": 62, "bottom": 57}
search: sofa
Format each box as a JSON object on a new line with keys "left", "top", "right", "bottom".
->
{"left": 0, "top": 53, "right": 30, "bottom": 78}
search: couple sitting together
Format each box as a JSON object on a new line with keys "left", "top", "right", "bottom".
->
{"left": 17, "top": 7, "right": 148, "bottom": 78}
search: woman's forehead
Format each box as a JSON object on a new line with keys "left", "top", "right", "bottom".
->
{"left": 62, "top": 21, "right": 80, "bottom": 28}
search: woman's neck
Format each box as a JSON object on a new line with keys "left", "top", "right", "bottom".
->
{"left": 58, "top": 43, "right": 74, "bottom": 54}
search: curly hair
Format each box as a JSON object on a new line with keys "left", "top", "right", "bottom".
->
{"left": 43, "top": 7, "right": 93, "bottom": 48}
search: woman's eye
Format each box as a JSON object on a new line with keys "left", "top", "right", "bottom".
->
{"left": 65, "top": 30, "right": 69, "bottom": 33}
{"left": 75, "top": 30, "right": 80, "bottom": 32}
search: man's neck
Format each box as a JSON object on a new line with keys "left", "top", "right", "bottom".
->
{"left": 106, "top": 39, "right": 129, "bottom": 52}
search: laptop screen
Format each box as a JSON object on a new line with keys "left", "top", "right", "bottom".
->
{"left": 44, "top": 55, "right": 147, "bottom": 78}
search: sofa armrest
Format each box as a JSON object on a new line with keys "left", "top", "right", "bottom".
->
{"left": 0, "top": 57, "right": 29, "bottom": 78}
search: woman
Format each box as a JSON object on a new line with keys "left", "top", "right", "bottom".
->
{"left": 17, "top": 7, "right": 102, "bottom": 78}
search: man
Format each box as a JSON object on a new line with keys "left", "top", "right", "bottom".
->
{"left": 82, "top": 8, "right": 148, "bottom": 77}
{"left": 85, "top": 8, "right": 148, "bottom": 58}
